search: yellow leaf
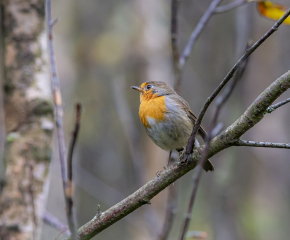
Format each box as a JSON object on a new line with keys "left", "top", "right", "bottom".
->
{"left": 256, "top": 1, "right": 290, "bottom": 25}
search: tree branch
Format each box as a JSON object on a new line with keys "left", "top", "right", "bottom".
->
{"left": 179, "top": 0, "right": 222, "bottom": 68}
{"left": 158, "top": 158, "right": 178, "bottom": 240}
{"left": 46, "top": 0, "right": 77, "bottom": 238}
{"left": 214, "top": 0, "right": 247, "bottom": 14}
{"left": 180, "top": 55, "right": 249, "bottom": 239}
{"left": 185, "top": 7, "right": 290, "bottom": 156}
{"left": 266, "top": 98, "right": 290, "bottom": 114}
{"left": 171, "top": 0, "right": 182, "bottom": 93}
{"left": 233, "top": 140, "right": 290, "bottom": 149}
{"left": 65, "top": 70, "right": 290, "bottom": 240}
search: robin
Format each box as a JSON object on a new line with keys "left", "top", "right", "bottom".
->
{"left": 131, "top": 81, "right": 214, "bottom": 172}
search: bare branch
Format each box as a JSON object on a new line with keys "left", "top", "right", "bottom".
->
{"left": 212, "top": 49, "right": 250, "bottom": 125}
{"left": 158, "top": 159, "right": 178, "bottom": 240}
{"left": 46, "top": 0, "right": 77, "bottom": 238}
{"left": 67, "top": 103, "right": 82, "bottom": 182}
{"left": 179, "top": 123, "right": 223, "bottom": 240}
{"left": 266, "top": 98, "right": 290, "bottom": 113}
{"left": 43, "top": 212, "right": 70, "bottom": 236}
{"left": 185, "top": 7, "right": 290, "bottom": 156}
{"left": 66, "top": 103, "right": 82, "bottom": 238}
{"left": 179, "top": 50, "right": 249, "bottom": 238}
{"left": 65, "top": 69, "right": 290, "bottom": 240}
{"left": 171, "top": 0, "right": 182, "bottom": 93}
{"left": 179, "top": 0, "right": 222, "bottom": 68}
{"left": 214, "top": 0, "right": 247, "bottom": 14}
{"left": 234, "top": 140, "right": 290, "bottom": 149}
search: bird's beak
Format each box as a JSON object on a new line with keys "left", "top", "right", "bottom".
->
{"left": 131, "top": 86, "right": 143, "bottom": 92}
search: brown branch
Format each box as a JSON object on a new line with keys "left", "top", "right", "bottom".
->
{"left": 158, "top": 158, "right": 178, "bottom": 240}
{"left": 46, "top": 0, "right": 77, "bottom": 239}
{"left": 179, "top": 52, "right": 249, "bottom": 239}
{"left": 214, "top": 0, "right": 247, "bottom": 14}
{"left": 65, "top": 70, "right": 290, "bottom": 240}
{"left": 66, "top": 103, "right": 82, "bottom": 238}
{"left": 179, "top": 122, "right": 223, "bottom": 240}
{"left": 185, "top": 7, "right": 290, "bottom": 156}
{"left": 212, "top": 47, "right": 250, "bottom": 126}
{"left": 67, "top": 103, "right": 82, "bottom": 182}
{"left": 266, "top": 98, "right": 290, "bottom": 114}
{"left": 179, "top": 0, "right": 222, "bottom": 68}
{"left": 171, "top": 0, "right": 181, "bottom": 93}
{"left": 234, "top": 140, "right": 290, "bottom": 149}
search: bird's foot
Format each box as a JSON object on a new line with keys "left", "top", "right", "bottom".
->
{"left": 156, "top": 171, "right": 162, "bottom": 177}
{"left": 178, "top": 151, "right": 191, "bottom": 166}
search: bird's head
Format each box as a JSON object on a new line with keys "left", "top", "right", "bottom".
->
{"left": 131, "top": 81, "right": 175, "bottom": 101}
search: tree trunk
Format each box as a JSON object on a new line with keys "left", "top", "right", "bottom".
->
{"left": 0, "top": 1, "right": 53, "bottom": 239}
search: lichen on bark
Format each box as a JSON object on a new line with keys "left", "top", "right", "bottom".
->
{"left": 0, "top": 1, "right": 53, "bottom": 239}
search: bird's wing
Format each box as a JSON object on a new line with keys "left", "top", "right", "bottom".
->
{"left": 169, "top": 94, "right": 208, "bottom": 141}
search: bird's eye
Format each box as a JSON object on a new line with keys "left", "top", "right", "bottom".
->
{"left": 147, "top": 85, "right": 152, "bottom": 90}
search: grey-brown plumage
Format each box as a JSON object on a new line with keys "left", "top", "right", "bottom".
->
{"left": 132, "top": 81, "right": 214, "bottom": 172}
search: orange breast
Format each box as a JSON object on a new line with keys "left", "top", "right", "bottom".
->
{"left": 139, "top": 95, "right": 167, "bottom": 128}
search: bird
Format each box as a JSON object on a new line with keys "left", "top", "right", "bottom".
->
{"left": 131, "top": 81, "right": 214, "bottom": 172}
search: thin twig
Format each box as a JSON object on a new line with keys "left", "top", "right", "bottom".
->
{"left": 179, "top": 0, "right": 222, "bottom": 68}
{"left": 66, "top": 103, "right": 82, "bottom": 238}
{"left": 171, "top": 0, "right": 182, "bottom": 93}
{"left": 266, "top": 98, "right": 290, "bottom": 113}
{"left": 212, "top": 45, "right": 250, "bottom": 124}
{"left": 158, "top": 158, "right": 178, "bottom": 240}
{"left": 43, "top": 211, "right": 70, "bottom": 236}
{"left": 234, "top": 140, "right": 290, "bottom": 149}
{"left": 67, "top": 103, "right": 82, "bottom": 182}
{"left": 46, "top": 0, "right": 77, "bottom": 239}
{"left": 214, "top": 0, "right": 247, "bottom": 14}
{"left": 180, "top": 51, "right": 249, "bottom": 239}
{"left": 185, "top": 7, "right": 290, "bottom": 156}
{"left": 179, "top": 123, "right": 223, "bottom": 240}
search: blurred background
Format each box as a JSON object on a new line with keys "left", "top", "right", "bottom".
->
{"left": 1, "top": 0, "right": 290, "bottom": 239}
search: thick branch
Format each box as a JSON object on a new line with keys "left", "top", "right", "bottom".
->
{"left": 234, "top": 140, "right": 290, "bottom": 149}
{"left": 185, "top": 8, "right": 290, "bottom": 155}
{"left": 65, "top": 70, "right": 290, "bottom": 240}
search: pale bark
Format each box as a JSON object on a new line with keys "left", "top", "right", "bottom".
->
{"left": 0, "top": 1, "right": 53, "bottom": 239}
